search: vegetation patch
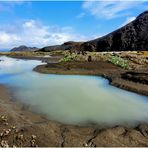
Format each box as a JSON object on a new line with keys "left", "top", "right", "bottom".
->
{"left": 59, "top": 55, "right": 76, "bottom": 62}
{"left": 108, "top": 55, "right": 129, "bottom": 69}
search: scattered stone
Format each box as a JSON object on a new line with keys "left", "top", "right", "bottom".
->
{"left": 83, "top": 143, "right": 88, "bottom": 147}
{"left": 32, "top": 135, "right": 37, "bottom": 140}
{"left": 1, "top": 140, "right": 9, "bottom": 147}
{"left": 88, "top": 56, "right": 92, "bottom": 62}
{"left": 0, "top": 115, "right": 8, "bottom": 122}
{"left": 0, "top": 133, "right": 3, "bottom": 137}
{"left": 11, "top": 126, "right": 16, "bottom": 129}
{"left": 15, "top": 129, "right": 19, "bottom": 133}
{"left": 4, "top": 130, "right": 10, "bottom": 136}
{"left": 16, "top": 134, "right": 24, "bottom": 141}
{"left": 30, "top": 139, "right": 37, "bottom": 147}
{"left": 83, "top": 141, "right": 96, "bottom": 147}
{"left": 4, "top": 122, "right": 8, "bottom": 126}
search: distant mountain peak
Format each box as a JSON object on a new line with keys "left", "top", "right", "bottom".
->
{"left": 137, "top": 11, "right": 148, "bottom": 19}
{"left": 11, "top": 45, "right": 38, "bottom": 52}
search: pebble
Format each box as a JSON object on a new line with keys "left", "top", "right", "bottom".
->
{"left": 0, "top": 133, "right": 3, "bottom": 137}
{"left": 30, "top": 139, "right": 37, "bottom": 147}
{"left": 11, "top": 126, "right": 16, "bottom": 129}
{"left": 83, "top": 141, "right": 96, "bottom": 147}
{"left": 4, "top": 130, "right": 9, "bottom": 136}
{"left": 83, "top": 143, "right": 88, "bottom": 147}
{"left": 0, "top": 115, "right": 8, "bottom": 122}
{"left": 16, "top": 134, "right": 24, "bottom": 140}
{"left": 32, "top": 135, "right": 37, "bottom": 139}
{"left": 4, "top": 122, "right": 8, "bottom": 126}
{"left": 15, "top": 129, "right": 19, "bottom": 133}
{"left": 1, "top": 140, "right": 9, "bottom": 148}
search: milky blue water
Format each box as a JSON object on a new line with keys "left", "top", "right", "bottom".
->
{"left": 0, "top": 56, "right": 148, "bottom": 126}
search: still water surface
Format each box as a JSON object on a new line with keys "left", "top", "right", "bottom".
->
{"left": 0, "top": 56, "right": 148, "bottom": 126}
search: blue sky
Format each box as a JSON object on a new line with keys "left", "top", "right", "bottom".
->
{"left": 0, "top": 1, "right": 147, "bottom": 50}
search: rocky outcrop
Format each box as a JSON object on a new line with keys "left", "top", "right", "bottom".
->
{"left": 81, "top": 11, "right": 148, "bottom": 52}
{"left": 11, "top": 45, "right": 38, "bottom": 52}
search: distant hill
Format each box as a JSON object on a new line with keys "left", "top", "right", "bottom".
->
{"left": 38, "top": 41, "right": 83, "bottom": 52}
{"left": 11, "top": 45, "right": 38, "bottom": 52}
{"left": 80, "top": 11, "right": 148, "bottom": 51}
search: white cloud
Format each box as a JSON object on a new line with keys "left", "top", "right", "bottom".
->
{"left": 76, "top": 12, "right": 86, "bottom": 19}
{"left": 82, "top": 1, "right": 146, "bottom": 19}
{"left": 0, "top": 20, "right": 89, "bottom": 49}
{"left": 120, "top": 16, "right": 136, "bottom": 27}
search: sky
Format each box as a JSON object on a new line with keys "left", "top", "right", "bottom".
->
{"left": 0, "top": 0, "right": 148, "bottom": 50}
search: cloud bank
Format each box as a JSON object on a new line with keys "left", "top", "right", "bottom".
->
{"left": 0, "top": 20, "right": 89, "bottom": 49}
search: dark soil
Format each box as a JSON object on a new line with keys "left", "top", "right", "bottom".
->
{"left": 121, "top": 72, "right": 148, "bottom": 85}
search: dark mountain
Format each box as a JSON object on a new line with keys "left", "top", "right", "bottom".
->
{"left": 38, "top": 41, "right": 83, "bottom": 52}
{"left": 11, "top": 11, "right": 148, "bottom": 53}
{"left": 81, "top": 11, "right": 148, "bottom": 52}
{"left": 11, "top": 45, "right": 38, "bottom": 52}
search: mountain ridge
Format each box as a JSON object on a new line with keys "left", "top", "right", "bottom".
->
{"left": 80, "top": 11, "right": 148, "bottom": 51}
{"left": 11, "top": 11, "right": 148, "bottom": 52}
{"left": 11, "top": 45, "right": 38, "bottom": 52}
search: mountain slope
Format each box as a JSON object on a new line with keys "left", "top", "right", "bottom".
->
{"left": 81, "top": 11, "right": 148, "bottom": 52}
{"left": 11, "top": 45, "right": 38, "bottom": 52}
{"left": 38, "top": 41, "right": 83, "bottom": 52}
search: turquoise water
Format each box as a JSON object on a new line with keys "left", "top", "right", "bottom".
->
{"left": 0, "top": 56, "right": 148, "bottom": 126}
